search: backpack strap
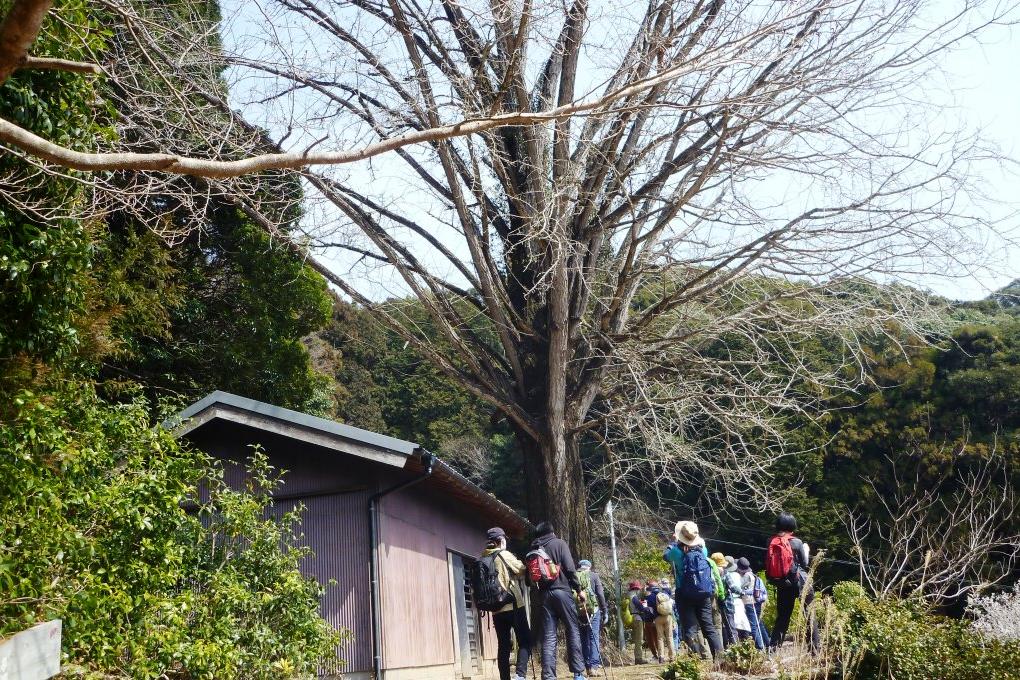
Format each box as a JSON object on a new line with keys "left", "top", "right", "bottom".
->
{"left": 494, "top": 551, "right": 519, "bottom": 610}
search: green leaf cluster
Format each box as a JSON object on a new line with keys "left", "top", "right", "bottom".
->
{"left": 0, "top": 383, "right": 342, "bottom": 678}
{"left": 830, "top": 582, "right": 1020, "bottom": 680}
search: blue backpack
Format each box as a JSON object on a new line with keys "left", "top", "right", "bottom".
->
{"left": 680, "top": 550, "right": 716, "bottom": 598}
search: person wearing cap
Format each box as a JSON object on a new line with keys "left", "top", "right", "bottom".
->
{"left": 481, "top": 527, "right": 531, "bottom": 680}
{"left": 643, "top": 579, "right": 663, "bottom": 661}
{"left": 577, "top": 559, "right": 608, "bottom": 673}
{"left": 663, "top": 521, "right": 724, "bottom": 659}
{"left": 709, "top": 553, "right": 737, "bottom": 647}
{"left": 722, "top": 555, "right": 752, "bottom": 643}
{"left": 736, "top": 557, "right": 767, "bottom": 650}
{"left": 658, "top": 577, "right": 679, "bottom": 653}
{"left": 626, "top": 580, "right": 653, "bottom": 664}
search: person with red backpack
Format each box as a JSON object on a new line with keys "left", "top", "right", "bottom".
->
{"left": 526, "top": 521, "right": 586, "bottom": 680}
{"left": 662, "top": 520, "right": 724, "bottom": 659}
{"left": 765, "top": 513, "right": 820, "bottom": 654}
{"left": 476, "top": 527, "right": 531, "bottom": 680}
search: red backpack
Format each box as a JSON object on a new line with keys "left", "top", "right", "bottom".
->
{"left": 765, "top": 533, "right": 797, "bottom": 584}
{"left": 525, "top": 547, "right": 560, "bottom": 588}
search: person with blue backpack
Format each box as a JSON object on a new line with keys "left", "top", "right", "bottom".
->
{"left": 663, "top": 521, "right": 724, "bottom": 659}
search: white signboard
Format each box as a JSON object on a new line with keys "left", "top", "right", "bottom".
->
{"left": 0, "top": 620, "right": 61, "bottom": 680}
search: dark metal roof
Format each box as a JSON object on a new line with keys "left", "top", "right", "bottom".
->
{"left": 170, "top": 391, "right": 531, "bottom": 537}
{"left": 169, "top": 390, "right": 419, "bottom": 456}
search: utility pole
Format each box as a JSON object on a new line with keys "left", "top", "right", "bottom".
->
{"left": 605, "top": 500, "right": 625, "bottom": 650}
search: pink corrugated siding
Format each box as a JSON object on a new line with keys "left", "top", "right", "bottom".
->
{"left": 270, "top": 491, "right": 373, "bottom": 674}
{"left": 378, "top": 488, "right": 499, "bottom": 669}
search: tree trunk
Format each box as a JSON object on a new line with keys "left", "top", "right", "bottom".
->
{"left": 518, "top": 428, "right": 593, "bottom": 558}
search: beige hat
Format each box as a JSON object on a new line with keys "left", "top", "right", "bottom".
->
{"left": 674, "top": 520, "right": 702, "bottom": 546}
{"left": 710, "top": 552, "right": 727, "bottom": 568}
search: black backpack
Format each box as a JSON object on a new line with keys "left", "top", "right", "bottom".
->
{"left": 471, "top": 552, "right": 516, "bottom": 612}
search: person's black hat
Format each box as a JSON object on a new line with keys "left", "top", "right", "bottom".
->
{"left": 486, "top": 527, "right": 506, "bottom": 542}
{"left": 737, "top": 557, "right": 751, "bottom": 572}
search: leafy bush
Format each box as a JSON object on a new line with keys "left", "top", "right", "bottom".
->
{"left": 831, "top": 581, "right": 1020, "bottom": 680}
{"left": 0, "top": 383, "right": 342, "bottom": 678}
{"left": 660, "top": 654, "right": 702, "bottom": 680}
{"left": 721, "top": 639, "right": 771, "bottom": 675}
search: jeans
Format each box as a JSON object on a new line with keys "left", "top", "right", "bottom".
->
{"left": 754, "top": 602, "right": 771, "bottom": 648}
{"left": 678, "top": 595, "right": 723, "bottom": 659}
{"left": 494, "top": 606, "right": 531, "bottom": 680}
{"left": 771, "top": 584, "right": 820, "bottom": 653}
{"left": 744, "top": 603, "right": 764, "bottom": 650}
{"left": 672, "top": 606, "right": 681, "bottom": 650}
{"left": 540, "top": 588, "right": 584, "bottom": 679}
{"left": 580, "top": 606, "right": 603, "bottom": 668}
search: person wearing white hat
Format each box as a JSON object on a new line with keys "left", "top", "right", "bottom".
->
{"left": 663, "top": 521, "right": 724, "bottom": 659}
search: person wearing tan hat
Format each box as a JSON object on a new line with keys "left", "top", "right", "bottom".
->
{"left": 663, "top": 521, "right": 724, "bottom": 659}
{"left": 710, "top": 552, "right": 737, "bottom": 647}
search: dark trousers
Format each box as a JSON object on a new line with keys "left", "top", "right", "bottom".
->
{"left": 494, "top": 607, "right": 531, "bottom": 680}
{"left": 770, "top": 584, "right": 820, "bottom": 653}
{"left": 540, "top": 588, "right": 584, "bottom": 679}
{"left": 678, "top": 595, "right": 723, "bottom": 659}
{"left": 719, "top": 597, "right": 737, "bottom": 647}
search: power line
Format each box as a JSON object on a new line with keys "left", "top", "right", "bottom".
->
{"left": 613, "top": 518, "right": 864, "bottom": 568}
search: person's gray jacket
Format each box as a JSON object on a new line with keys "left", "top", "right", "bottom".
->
{"left": 589, "top": 570, "right": 608, "bottom": 611}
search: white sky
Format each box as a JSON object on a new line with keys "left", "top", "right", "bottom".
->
{"left": 220, "top": 0, "right": 1020, "bottom": 302}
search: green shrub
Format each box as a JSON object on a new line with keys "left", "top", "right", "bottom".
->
{"left": 831, "top": 581, "right": 1020, "bottom": 680}
{"left": 0, "top": 383, "right": 342, "bottom": 678}
{"left": 721, "top": 639, "right": 771, "bottom": 675}
{"left": 660, "top": 654, "right": 702, "bottom": 680}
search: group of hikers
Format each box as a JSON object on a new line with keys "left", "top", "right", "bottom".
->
{"left": 473, "top": 513, "right": 819, "bottom": 680}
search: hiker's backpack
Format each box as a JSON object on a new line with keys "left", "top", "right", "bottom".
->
{"left": 574, "top": 569, "right": 596, "bottom": 610}
{"left": 655, "top": 591, "right": 674, "bottom": 616}
{"left": 753, "top": 575, "right": 768, "bottom": 604}
{"left": 621, "top": 595, "right": 635, "bottom": 626}
{"left": 765, "top": 533, "right": 798, "bottom": 585}
{"left": 710, "top": 561, "right": 726, "bottom": 600}
{"left": 680, "top": 550, "right": 716, "bottom": 598}
{"left": 525, "top": 547, "right": 560, "bottom": 588}
{"left": 470, "top": 552, "right": 515, "bottom": 612}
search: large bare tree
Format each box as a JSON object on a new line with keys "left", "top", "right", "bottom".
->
{"left": 1, "top": 0, "right": 1017, "bottom": 548}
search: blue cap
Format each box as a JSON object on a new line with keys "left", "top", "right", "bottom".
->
{"left": 578, "top": 559, "right": 592, "bottom": 568}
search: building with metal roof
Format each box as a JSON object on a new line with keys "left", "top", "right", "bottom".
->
{"left": 172, "top": 391, "right": 531, "bottom": 679}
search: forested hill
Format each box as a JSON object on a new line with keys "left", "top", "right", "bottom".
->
{"left": 307, "top": 287, "right": 1020, "bottom": 572}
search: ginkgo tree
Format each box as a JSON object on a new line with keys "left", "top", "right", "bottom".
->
{"left": 1, "top": 0, "right": 1016, "bottom": 549}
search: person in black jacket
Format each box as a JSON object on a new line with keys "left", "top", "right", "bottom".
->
{"left": 768, "top": 513, "right": 821, "bottom": 654}
{"left": 529, "top": 521, "right": 585, "bottom": 680}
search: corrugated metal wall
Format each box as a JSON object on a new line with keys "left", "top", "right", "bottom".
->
{"left": 188, "top": 423, "right": 378, "bottom": 674}
{"left": 379, "top": 488, "right": 499, "bottom": 671}
{"left": 270, "top": 491, "right": 373, "bottom": 675}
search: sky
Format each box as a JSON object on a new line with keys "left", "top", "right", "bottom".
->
{"left": 220, "top": 0, "right": 1020, "bottom": 303}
